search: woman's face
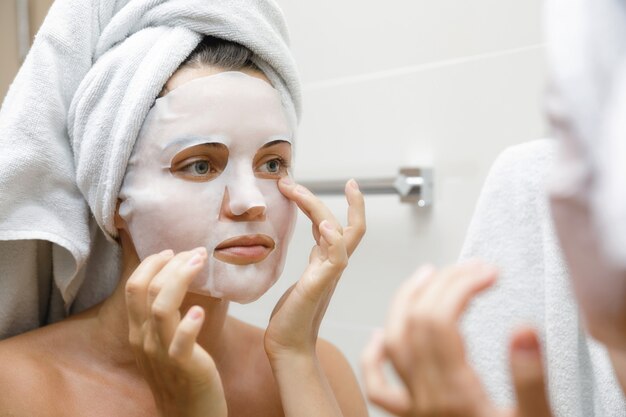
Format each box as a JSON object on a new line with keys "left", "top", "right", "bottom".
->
{"left": 118, "top": 69, "right": 297, "bottom": 303}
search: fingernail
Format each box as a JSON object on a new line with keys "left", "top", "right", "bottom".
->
{"left": 349, "top": 179, "right": 359, "bottom": 191}
{"left": 321, "top": 220, "right": 334, "bottom": 232}
{"left": 280, "top": 177, "right": 294, "bottom": 186}
{"left": 480, "top": 264, "right": 498, "bottom": 276}
{"left": 189, "top": 306, "right": 203, "bottom": 320}
{"left": 188, "top": 253, "right": 204, "bottom": 266}
{"left": 514, "top": 332, "right": 540, "bottom": 352}
{"left": 160, "top": 249, "right": 174, "bottom": 257}
{"left": 193, "top": 247, "right": 207, "bottom": 256}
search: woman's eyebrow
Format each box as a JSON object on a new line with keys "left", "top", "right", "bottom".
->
{"left": 260, "top": 139, "right": 291, "bottom": 149}
{"left": 163, "top": 137, "right": 224, "bottom": 152}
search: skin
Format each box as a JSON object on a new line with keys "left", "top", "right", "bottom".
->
{"left": 0, "top": 66, "right": 368, "bottom": 417}
{"left": 361, "top": 262, "right": 554, "bottom": 417}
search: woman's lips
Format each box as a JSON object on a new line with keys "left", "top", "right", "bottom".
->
{"left": 213, "top": 234, "right": 276, "bottom": 265}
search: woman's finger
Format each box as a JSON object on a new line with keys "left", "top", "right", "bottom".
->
{"left": 169, "top": 306, "right": 205, "bottom": 366}
{"left": 361, "top": 330, "right": 412, "bottom": 416}
{"left": 400, "top": 262, "right": 495, "bottom": 370}
{"left": 150, "top": 248, "right": 207, "bottom": 345}
{"left": 319, "top": 220, "right": 347, "bottom": 268}
{"left": 414, "top": 261, "right": 493, "bottom": 320}
{"left": 311, "top": 223, "right": 321, "bottom": 245}
{"left": 126, "top": 250, "right": 174, "bottom": 343}
{"left": 509, "top": 327, "right": 553, "bottom": 417}
{"left": 343, "top": 179, "right": 366, "bottom": 256}
{"left": 434, "top": 262, "right": 497, "bottom": 322}
{"left": 146, "top": 250, "right": 196, "bottom": 308}
{"left": 297, "top": 221, "right": 347, "bottom": 301}
{"left": 278, "top": 177, "right": 342, "bottom": 232}
{"left": 385, "top": 265, "right": 436, "bottom": 348}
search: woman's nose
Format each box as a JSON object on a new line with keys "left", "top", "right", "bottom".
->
{"left": 219, "top": 178, "right": 267, "bottom": 221}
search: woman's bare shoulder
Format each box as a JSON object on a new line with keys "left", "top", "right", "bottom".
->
{"left": 316, "top": 337, "right": 369, "bottom": 417}
{"left": 0, "top": 329, "right": 64, "bottom": 416}
{"left": 0, "top": 327, "right": 58, "bottom": 368}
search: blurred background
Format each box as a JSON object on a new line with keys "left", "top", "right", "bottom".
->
{"left": 1, "top": 1, "right": 547, "bottom": 415}
{"left": 0, "top": 0, "right": 53, "bottom": 97}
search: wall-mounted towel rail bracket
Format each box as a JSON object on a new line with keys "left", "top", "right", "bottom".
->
{"left": 300, "top": 167, "right": 433, "bottom": 207}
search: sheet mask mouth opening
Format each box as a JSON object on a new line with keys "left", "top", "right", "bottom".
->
{"left": 213, "top": 234, "right": 276, "bottom": 265}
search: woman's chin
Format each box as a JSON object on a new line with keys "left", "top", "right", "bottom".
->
{"left": 186, "top": 284, "right": 271, "bottom": 304}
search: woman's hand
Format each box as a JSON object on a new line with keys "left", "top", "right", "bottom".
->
{"left": 125, "top": 248, "right": 227, "bottom": 417}
{"left": 361, "top": 262, "right": 553, "bottom": 417}
{"left": 262, "top": 178, "right": 367, "bottom": 417}
{"left": 264, "top": 177, "right": 365, "bottom": 361}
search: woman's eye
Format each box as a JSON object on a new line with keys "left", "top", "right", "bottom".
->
{"left": 266, "top": 159, "right": 281, "bottom": 173}
{"left": 258, "top": 158, "right": 287, "bottom": 175}
{"left": 180, "top": 160, "right": 213, "bottom": 177}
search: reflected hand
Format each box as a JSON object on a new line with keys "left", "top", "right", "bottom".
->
{"left": 361, "top": 262, "right": 553, "bottom": 417}
{"left": 125, "top": 249, "right": 227, "bottom": 417}
{"left": 264, "top": 178, "right": 365, "bottom": 361}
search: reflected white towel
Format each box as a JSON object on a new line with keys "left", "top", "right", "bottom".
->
{"left": 0, "top": 0, "right": 300, "bottom": 338}
{"left": 460, "top": 139, "right": 626, "bottom": 417}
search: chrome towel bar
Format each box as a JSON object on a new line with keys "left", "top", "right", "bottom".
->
{"left": 300, "top": 167, "right": 433, "bottom": 207}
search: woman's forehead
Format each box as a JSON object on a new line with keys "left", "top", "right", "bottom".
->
{"left": 162, "top": 66, "right": 272, "bottom": 97}
{"left": 154, "top": 72, "right": 285, "bottom": 120}
{"left": 140, "top": 71, "right": 292, "bottom": 152}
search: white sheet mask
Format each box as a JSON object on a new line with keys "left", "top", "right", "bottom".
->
{"left": 118, "top": 72, "right": 297, "bottom": 303}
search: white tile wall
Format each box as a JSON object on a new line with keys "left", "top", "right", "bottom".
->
{"left": 278, "top": 0, "right": 543, "bottom": 83}
{"left": 231, "top": 1, "right": 547, "bottom": 416}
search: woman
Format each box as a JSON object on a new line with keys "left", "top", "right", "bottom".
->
{"left": 0, "top": 2, "right": 368, "bottom": 417}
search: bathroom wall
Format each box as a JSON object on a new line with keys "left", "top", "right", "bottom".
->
{"left": 0, "top": 1, "right": 20, "bottom": 98}
{"left": 0, "top": 0, "right": 54, "bottom": 99}
{"left": 229, "top": 1, "right": 548, "bottom": 415}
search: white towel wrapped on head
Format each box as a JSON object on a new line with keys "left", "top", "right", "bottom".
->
{"left": 0, "top": 0, "right": 301, "bottom": 339}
